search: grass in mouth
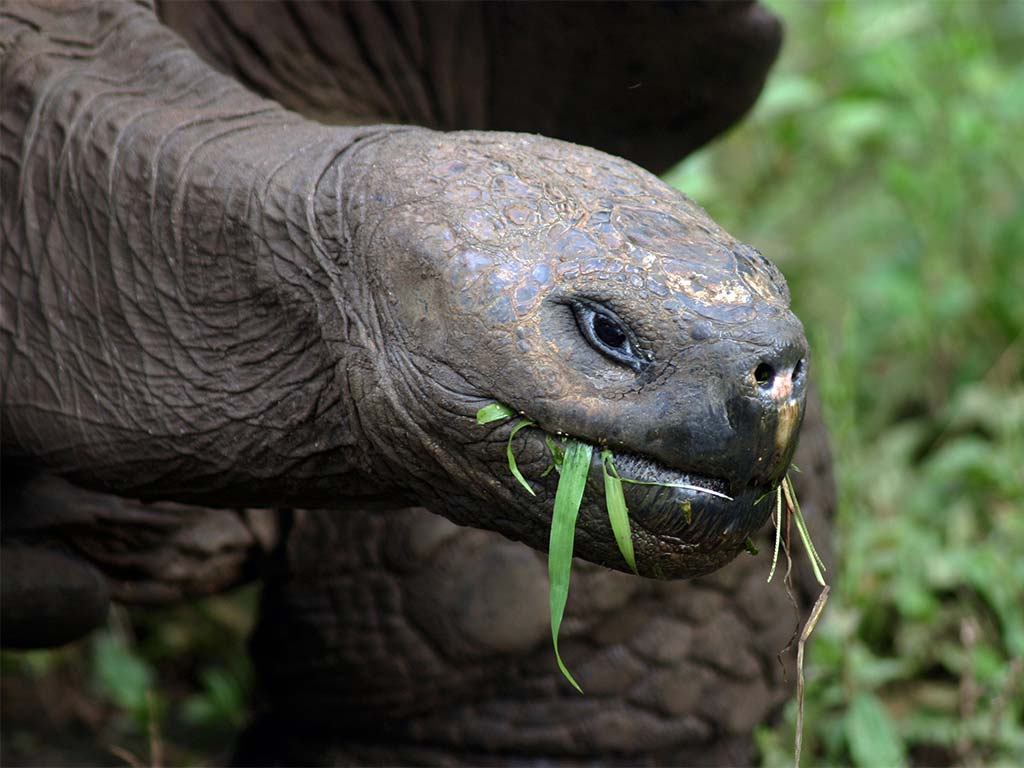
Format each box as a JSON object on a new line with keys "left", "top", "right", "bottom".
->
{"left": 477, "top": 401, "right": 829, "bottom": 727}
{"left": 547, "top": 439, "right": 592, "bottom": 693}
{"left": 601, "top": 450, "right": 638, "bottom": 575}
{"left": 479, "top": 404, "right": 641, "bottom": 692}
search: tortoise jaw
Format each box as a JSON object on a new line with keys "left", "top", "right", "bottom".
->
{"left": 598, "top": 449, "right": 772, "bottom": 545}
{"left": 469, "top": 397, "right": 788, "bottom": 579}
{"left": 534, "top": 430, "right": 775, "bottom": 574}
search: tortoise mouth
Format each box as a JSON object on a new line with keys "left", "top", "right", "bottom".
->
{"left": 589, "top": 446, "right": 771, "bottom": 544}
{"left": 609, "top": 450, "right": 732, "bottom": 497}
{"left": 500, "top": 412, "right": 774, "bottom": 542}
{"left": 471, "top": 401, "right": 780, "bottom": 577}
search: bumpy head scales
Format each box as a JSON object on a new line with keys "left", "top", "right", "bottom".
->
{"left": 347, "top": 129, "right": 807, "bottom": 579}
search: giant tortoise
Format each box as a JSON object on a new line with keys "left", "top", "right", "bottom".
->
{"left": 1, "top": 1, "right": 834, "bottom": 764}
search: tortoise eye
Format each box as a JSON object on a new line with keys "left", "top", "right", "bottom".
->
{"left": 593, "top": 314, "right": 627, "bottom": 349}
{"left": 570, "top": 301, "right": 648, "bottom": 372}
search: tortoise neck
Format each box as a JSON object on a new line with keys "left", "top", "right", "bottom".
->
{"left": 1, "top": 1, "right": 406, "bottom": 507}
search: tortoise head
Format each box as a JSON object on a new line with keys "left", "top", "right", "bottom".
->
{"left": 347, "top": 130, "right": 807, "bottom": 579}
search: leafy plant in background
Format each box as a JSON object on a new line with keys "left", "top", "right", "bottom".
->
{"left": 0, "top": 592, "right": 257, "bottom": 766}
{"left": 667, "top": 1, "right": 1024, "bottom": 764}
{"left": 92, "top": 624, "right": 163, "bottom": 766}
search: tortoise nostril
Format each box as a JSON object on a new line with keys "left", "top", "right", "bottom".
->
{"left": 753, "top": 362, "right": 775, "bottom": 387}
{"left": 792, "top": 358, "right": 805, "bottom": 383}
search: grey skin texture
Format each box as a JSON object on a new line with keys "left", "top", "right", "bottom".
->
{"left": 0, "top": 1, "right": 833, "bottom": 764}
{"left": 2, "top": 0, "right": 803, "bottom": 576}
{"left": 338, "top": 129, "right": 809, "bottom": 582}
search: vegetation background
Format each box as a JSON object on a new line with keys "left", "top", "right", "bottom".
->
{"left": 2, "top": 1, "right": 1022, "bottom": 765}
{"left": 665, "top": 1, "right": 1024, "bottom": 765}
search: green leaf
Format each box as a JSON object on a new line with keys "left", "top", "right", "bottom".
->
{"left": 506, "top": 419, "right": 537, "bottom": 496}
{"left": 183, "top": 667, "right": 247, "bottom": 729}
{"left": 601, "top": 451, "right": 638, "bottom": 574}
{"left": 93, "top": 630, "right": 153, "bottom": 716}
{"left": 541, "top": 435, "right": 565, "bottom": 476}
{"left": 845, "top": 692, "right": 906, "bottom": 768}
{"left": 546, "top": 435, "right": 565, "bottom": 466}
{"left": 476, "top": 402, "right": 516, "bottom": 425}
{"left": 548, "top": 439, "right": 592, "bottom": 694}
{"left": 784, "top": 475, "right": 827, "bottom": 586}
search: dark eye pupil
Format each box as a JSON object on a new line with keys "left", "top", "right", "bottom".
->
{"left": 593, "top": 315, "right": 627, "bottom": 348}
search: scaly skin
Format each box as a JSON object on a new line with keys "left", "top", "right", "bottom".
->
{"left": 2, "top": 1, "right": 806, "bottom": 582}
{"left": 344, "top": 130, "right": 807, "bottom": 577}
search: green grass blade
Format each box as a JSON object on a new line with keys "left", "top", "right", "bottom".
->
{"left": 783, "top": 475, "right": 827, "bottom": 586}
{"left": 476, "top": 402, "right": 516, "bottom": 424}
{"left": 548, "top": 439, "right": 592, "bottom": 694}
{"left": 545, "top": 435, "right": 565, "bottom": 465}
{"left": 541, "top": 435, "right": 565, "bottom": 477}
{"left": 506, "top": 419, "right": 537, "bottom": 496}
{"left": 600, "top": 451, "right": 638, "bottom": 575}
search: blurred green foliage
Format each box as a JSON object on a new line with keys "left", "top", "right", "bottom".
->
{"left": 1, "top": 592, "right": 256, "bottom": 766}
{"left": 666, "top": 1, "right": 1024, "bottom": 765}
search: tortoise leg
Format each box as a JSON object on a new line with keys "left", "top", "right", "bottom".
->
{"left": 0, "top": 544, "right": 110, "bottom": 649}
{"left": 1, "top": 464, "right": 281, "bottom": 647}
{"left": 1, "top": 465, "right": 110, "bottom": 648}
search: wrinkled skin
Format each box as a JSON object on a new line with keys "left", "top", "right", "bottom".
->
{"left": 2, "top": 0, "right": 803, "bottom": 578}
{"left": 1, "top": 1, "right": 832, "bottom": 765}
{"left": 348, "top": 130, "right": 807, "bottom": 577}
